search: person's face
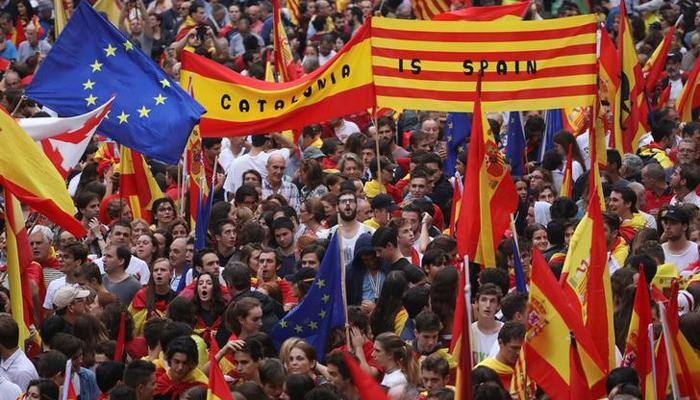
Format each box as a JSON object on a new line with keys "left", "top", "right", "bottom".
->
{"left": 199, "top": 253, "right": 220, "bottom": 276}
{"left": 130, "top": 18, "right": 143, "bottom": 35}
{"left": 662, "top": 219, "right": 686, "bottom": 241}
{"left": 640, "top": 166, "right": 654, "bottom": 190}
{"left": 427, "top": 259, "right": 447, "bottom": 282}
{"left": 148, "top": 14, "right": 159, "bottom": 29}
{"left": 267, "top": 157, "right": 286, "bottom": 185}
{"left": 538, "top": 188, "right": 554, "bottom": 204}
{"left": 342, "top": 160, "right": 360, "bottom": 180}
{"left": 25, "top": 386, "right": 41, "bottom": 400}
{"left": 515, "top": 181, "right": 528, "bottom": 201}
{"left": 215, "top": 223, "right": 236, "bottom": 250}
{"left": 234, "top": 351, "right": 258, "bottom": 380}
{"left": 59, "top": 231, "right": 77, "bottom": 250}
{"left": 247, "top": 5, "right": 260, "bottom": 20}
{"left": 678, "top": 142, "right": 697, "bottom": 164}
{"left": 670, "top": 167, "right": 683, "bottom": 191}
{"left": 373, "top": 207, "right": 389, "bottom": 225}
{"left": 29, "top": 232, "right": 50, "bottom": 263}
{"left": 477, "top": 294, "right": 500, "bottom": 320}
{"left": 68, "top": 296, "right": 88, "bottom": 317}
{"left": 415, "top": 329, "right": 439, "bottom": 353}
{"left": 421, "top": 369, "right": 446, "bottom": 391}
{"left": 361, "top": 148, "right": 374, "bottom": 167}
{"left": 397, "top": 223, "right": 415, "bottom": 247}
{"left": 532, "top": 229, "right": 549, "bottom": 251}
{"left": 239, "top": 306, "right": 263, "bottom": 335}
{"left": 359, "top": 0, "right": 372, "bottom": 17}
{"left": 603, "top": 222, "right": 617, "bottom": 248}
{"left": 377, "top": 124, "right": 394, "bottom": 146}
{"left": 608, "top": 191, "right": 630, "bottom": 217}
{"left": 319, "top": 40, "right": 333, "bottom": 55}
{"left": 529, "top": 171, "right": 545, "bottom": 191}
{"left": 132, "top": 223, "right": 149, "bottom": 242}
{"left": 274, "top": 228, "right": 294, "bottom": 250}
{"left": 301, "top": 252, "right": 320, "bottom": 269}
{"left": 246, "top": 249, "right": 261, "bottom": 275}
{"left": 337, "top": 194, "right": 358, "bottom": 222}
{"left": 137, "top": 372, "right": 156, "bottom": 400}
{"left": 169, "top": 239, "right": 187, "bottom": 267}
{"left": 421, "top": 119, "right": 440, "bottom": 142}
{"left": 192, "top": 6, "right": 206, "bottom": 23}
{"left": 168, "top": 352, "right": 194, "bottom": 381}
{"left": 326, "top": 364, "right": 349, "bottom": 391}
{"left": 666, "top": 60, "right": 681, "bottom": 80}
{"left": 409, "top": 177, "right": 429, "bottom": 199}
{"left": 239, "top": 195, "right": 258, "bottom": 211}
{"left": 263, "top": 382, "right": 284, "bottom": 400}
{"left": 499, "top": 338, "right": 524, "bottom": 366}
{"left": 152, "top": 261, "right": 172, "bottom": 287}
{"left": 156, "top": 202, "right": 175, "bottom": 225}
{"left": 103, "top": 246, "right": 123, "bottom": 273}
{"left": 135, "top": 235, "right": 155, "bottom": 260}
{"left": 229, "top": 5, "right": 241, "bottom": 21}
{"left": 322, "top": 200, "right": 335, "bottom": 217}
{"left": 243, "top": 173, "right": 261, "bottom": 188}
{"left": 110, "top": 226, "right": 131, "bottom": 246}
{"left": 171, "top": 224, "right": 188, "bottom": 239}
{"left": 401, "top": 211, "right": 420, "bottom": 233}
{"left": 564, "top": 226, "right": 575, "bottom": 246}
{"left": 197, "top": 273, "right": 214, "bottom": 302}
{"left": 258, "top": 251, "right": 278, "bottom": 281}
{"left": 317, "top": 0, "right": 331, "bottom": 16}
{"left": 288, "top": 348, "right": 312, "bottom": 375}
{"left": 81, "top": 198, "right": 100, "bottom": 220}
{"left": 357, "top": 200, "right": 372, "bottom": 222}
{"left": 371, "top": 342, "right": 391, "bottom": 369}
{"left": 58, "top": 251, "right": 79, "bottom": 274}
{"left": 185, "top": 244, "right": 194, "bottom": 264}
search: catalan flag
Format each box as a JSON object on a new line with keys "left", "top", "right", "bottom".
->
{"left": 3, "top": 189, "right": 34, "bottom": 351}
{"left": 621, "top": 267, "right": 652, "bottom": 396}
{"left": 618, "top": 1, "right": 649, "bottom": 153}
{"left": 433, "top": 1, "right": 529, "bottom": 21}
{"left": 559, "top": 143, "right": 573, "bottom": 198}
{"left": 371, "top": 15, "right": 598, "bottom": 113}
{"left": 524, "top": 249, "right": 606, "bottom": 399}
{"left": 644, "top": 25, "right": 676, "bottom": 95}
{"left": 676, "top": 57, "right": 700, "bottom": 122}
{"left": 207, "top": 335, "right": 233, "bottom": 400}
{"left": 119, "top": 146, "right": 165, "bottom": 221}
{"left": 273, "top": 0, "right": 298, "bottom": 82}
{"left": 455, "top": 82, "right": 518, "bottom": 267}
{"left": 413, "top": 0, "right": 452, "bottom": 20}
{"left": 598, "top": 27, "right": 622, "bottom": 155}
{"left": 0, "top": 109, "right": 85, "bottom": 237}
{"left": 449, "top": 266, "right": 472, "bottom": 400}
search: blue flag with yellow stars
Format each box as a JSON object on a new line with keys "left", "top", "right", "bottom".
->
{"left": 26, "top": 2, "right": 204, "bottom": 165}
{"left": 270, "top": 232, "right": 345, "bottom": 360}
{"left": 444, "top": 112, "right": 471, "bottom": 177}
{"left": 505, "top": 111, "right": 526, "bottom": 177}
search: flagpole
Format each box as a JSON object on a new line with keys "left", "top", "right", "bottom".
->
{"left": 336, "top": 214, "right": 350, "bottom": 349}
{"left": 176, "top": 159, "right": 183, "bottom": 220}
{"left": 648, "top": 323, "right": 657, "bottom": 399}
{"left": 61, "top": 359, "right": 72, "bottom": 400}
{"left": 209, "top": 155, "right": 218, "bottom": 211}
{"left": 657, "top": 301, "right": 681, "bottom": 399}
{"left": 180, "top": 148, "right": 188, "bottom": 222}
{"left": 463, "top": 255, "right": 473, "bottom": 368}
{"left": 371, "top": 108, "right": 382, "bottom": 187}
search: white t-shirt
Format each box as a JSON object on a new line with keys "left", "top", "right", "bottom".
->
{"left": 334, "top": 120, "right": 360, "bottom": 143}
{"left": 223, "top": 148, "right": 291, "bottom": 196}
{"left": 218, "top": 138, "right": 247, "bottom": 172}
{"left": 381, "top": 369, "right": 407, "bottom": 389}
{"left": 662, "top": 241, "right": 699, "bottom": 273}
{"left": 43, "top": 277, "right": 69, "bottom": 310}
{"left": 330, "top": 224, "right": 375, "bottom": 266}
{"left": 470, "top": 321, "right": 504, "bottom": 365}
{"left": 0, "top": 373, "right": 21, "bottom": 400}
{"left": 94, "top": 255, "right": 150, "bottom": 285}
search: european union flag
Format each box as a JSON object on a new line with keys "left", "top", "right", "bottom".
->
{"left": 505, "top": 111, "right": 526, "bottom": 177}
{"left": 26, "top": 2, "right": 204, "bottom": 165}
{"left": 512, "top": 239, "right": 528, "bottom": 293}
{"left": 539, "top": 109, "right": 564, "bottom": 163}
{"left": 444, "top": 112, "right": 471, "bottom": 177}
{"left": 270, "top": 233, "right": 345, "bottom": 360}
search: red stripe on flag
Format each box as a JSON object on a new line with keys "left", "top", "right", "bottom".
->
{"left": 371, "top": 23, "right": 595, "bottom": 42}
{"left": 374, "top": 84, "right": 596, "bottom": 102}
{"left": 373, "top": 64, "right": 596, "bottom": 82}
{"left": 372, "top": 44, "right": 596, "bottom": 63}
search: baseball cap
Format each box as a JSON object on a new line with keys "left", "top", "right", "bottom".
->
{"left": 660, "top": 207, "right": 689, "bottom": 224}
{"left": 289, "top": 267, "right": 317, "bottom": 284}
{"left": 371, "top": 193, "right": 399, "bottom": 211}
{"left": 667, "top": 51, "right": 682, "bottom": 63}
{"left": 53, "top": 285, "right": 91, "bottom": 310}
{"left": 302, "top": 146, "right": 325, "bottom": 160}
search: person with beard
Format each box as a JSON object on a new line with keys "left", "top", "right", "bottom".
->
{"left": 129, "top": 258, "right": 176, "bottom": 336}
{"left": 660, "top": 207, "right": 699, "bottom": 272}
{"left": 180, "top": 248, "right": 228, "bottom": 300}
{"left": 670, "top": 163, "right": 700, "bottom": 208}
{"left": 332, "top": 190, "right": 375, "bottom": 266}
{"left": 377, "top": 117, "right": 409, "bottom": 160}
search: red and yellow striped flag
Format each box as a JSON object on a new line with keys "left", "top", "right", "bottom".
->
{"left": 598, "top": 27, "right": 621, "bottom": 155}
{"left": 433, "top": 1, "right": 528, "bottom": 21}
{"left": 207, "top": 335, "right": 233, "bottom": 400}
{"left": 186, "top": 126, "right": 209, "bottom": 230}
{"left": 524, "top": 248, "right": 607, "bottom": 399}
{"left": 0, "top": 109, "right": 85, "bottom": 236}
{"left": 449, "top": 266, "right": 472, "bottom": 400}
{"left": 560, "top": 143, "right": 573, "bottom": 198}
{"left": 119, "top": 146, "right": 165, "bottom": 221}
{"left": 455, "top": 83, "right": 518, "bottom": 267}
{"left": 371, "top": 15, "right": 598, "bottom": 113}
{"left": 3, "top": 189, "right": 34, "bottom": 350}
{"left": 413, "top": 0, "right": 452, "bottom": 20}
{"left": 644, "top": 25, "right": 676, "bottom": 94}
{"left": 285, "top": 0, "right": 299, "bottom": 25}
{"left": 273, "top": 0, "right": 298, "bottom": 82}
{"left": 618, "top": 1, "right": 648, "bottom": 152}
{"left": 663, "top": 284, "right": 700, "bottom": 398}
{"left": 675, "top": 58, "right": 700, "bottom": 122}
{"left": 622, "top": 266, "right": 652, "bottom": 396}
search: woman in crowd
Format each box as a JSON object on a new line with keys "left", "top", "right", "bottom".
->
{"left": 130, "top": 258, "right": 176, "bottom": 335}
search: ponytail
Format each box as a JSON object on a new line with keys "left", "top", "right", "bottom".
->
{"left": 402, "top": 342, "right": 421, "bottom": 386}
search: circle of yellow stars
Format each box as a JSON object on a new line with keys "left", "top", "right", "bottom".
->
{"left": 82, "top": 41, "right": 173, "bottom": 124}
{"left": 277, "top": 278, "right": 331, "bottom": 334}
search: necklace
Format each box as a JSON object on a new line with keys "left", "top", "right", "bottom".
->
{"left": 368, "top": 271, "right": 382, "bottom": 300}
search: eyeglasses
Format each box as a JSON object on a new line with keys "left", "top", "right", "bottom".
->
{"left": 339, "top": 198, "right": 356, "bottom": 204}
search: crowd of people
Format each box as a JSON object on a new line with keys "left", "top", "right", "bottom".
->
{"left": 0, "top": 0, "right": 700, "bottom": 399}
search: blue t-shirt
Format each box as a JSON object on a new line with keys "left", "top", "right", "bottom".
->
{"left": 0, "top": 40, "right": 18, "bottom": 60}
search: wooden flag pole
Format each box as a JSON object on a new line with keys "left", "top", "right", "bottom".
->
{"left": 657, "top": 301, "right": 681, "bottom": 399}
{"left": 648, "top": 323, "right": 658, "bottom": 398}
{"left": 336, "top": 214, "right": 350, "bottom": 349}
{"left": 371, "top": 108, "right": 383, "bottom": 186}
{"left": 464, "top": 255, "right": 474, "bottom": 368}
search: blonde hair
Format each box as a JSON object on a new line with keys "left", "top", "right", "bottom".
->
{"left": 279, "top": 337, "right": 302, "bottom": 371}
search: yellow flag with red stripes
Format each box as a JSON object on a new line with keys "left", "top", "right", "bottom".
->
{"left": 119, "top": 146, "right": 165, "bottom": 221}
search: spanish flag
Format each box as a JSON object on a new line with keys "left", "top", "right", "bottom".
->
{"left": 207, "top": 335, "right": 233, "bottom": 400}
{"left": 644, "top": 25, "right": 676, "bottom": 95}
{"left": 676, "top": 57, "right": 700, "bottom": 122}
{"left": 273, "top": 0, "right": 298, "bottom": 82}
{"left": 433, "top": 1, "right": 529, "bottom": 21}
{"left": 449, "top": 266, "right": 472, "bottom": 400}
{"left": 113, "top": 312, "right": 126, "bottom": 362}
{"left": 559, "top": 143, "right": 573, "bottom": 198}
{"left": 598, "top": 27, "right": 621, "bottom": 155}
{"left": 92, "top": 0, "right": 121, "bottom": 26}
{"left": 524, "top": 249, "right": 606, "bottom": 399}
{"left": 0, "top": 108, "right": 85, "bottom": 237}
{"left": 661, "top": 283, "right": 700, "bottom": 398}
{"left": 3, "top": 189, "right": 34, "bottom": 350}
{"left": 119, "top": 146, "right": 165, "bottom": 221}
{"left": 618, "top": 1, "right": 648, "bottom": 153}
{"left": 621, "top": 266, "right": 652, "bottom": 396}
{"left": 455, "top": 81, "right": 518, "bottom": 267}
{"left": 186, "top": 126, "right": 209, "bottom": 230}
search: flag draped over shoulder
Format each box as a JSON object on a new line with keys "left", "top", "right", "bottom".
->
{"left": 676, "top": 57, "right": 700, "bottom": 122}
{"left": 524, "top": 249, "right": 606, "bottom": 399}
{"left": 455, "top": 86, "right": 518, "bottom": 267}
{"left": 26, "top": 2, "right": 204, "bottom": 164}
{"left": 506, "top": 111, "right": 526, "bottom": 176}
{"left": 0, "top": 109, "right": 85, "bottom": 236}
{"left": 270, "top": 233, "right": 345, "bottom": 359}
{"left": 450, "top": 266, "right": 472, "bottom": 400}
{"left": 433, "top": 1, "right": 529, "bottom": 21}
{"left": 181, "top": 21, "right": 374, "bottom": 137}
{"left": 4, "top": 189, "right": 34, "bottom": 350}
{"left": 207, "top": 336, "right": 234, "bottom": 400}
{"left": 119, "top": 146, "right": 165, "bottom": 221}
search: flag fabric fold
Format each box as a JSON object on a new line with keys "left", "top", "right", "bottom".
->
{"left": 342, "top": 353, "right": 390, "bottom": 400}
{"left": 676, "top": 57, "right": 700, "bottom": 122}
{"left": 26, "top": 2, "right": 204, "bottom": 164}
{"left": 450, "top": 265, "right": 472, "bottom": 400}
{"left": 506, "top": 111, "right": 526, "bottom": 177}
{"left": 621, "top": 267, "right": 652, "bottom": 395}
{"left": 272, "top": 0, "right": 299, "bottom": 82}
{"left": 445, "top": 112, "right": 471, "bottom": 177}
{"left": 644, "top": 25, "right": 676, "bottom": 94}
{"left": 560, "top": 143, "right": 573, "bottom": 198}
{"left": 270, "top": 233, "right": 345, "bottom": 359}
{"left": 433, "top": 1, "right": 529, "bottom": 21}
{"left": 118, "top": 146, "right": 165, "bottom": 221}
{"left": 207, "top": 334, "right": 234, "bottom": 400}
{"left": 599, "top": 27, "right": 622, "bottom": 154}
